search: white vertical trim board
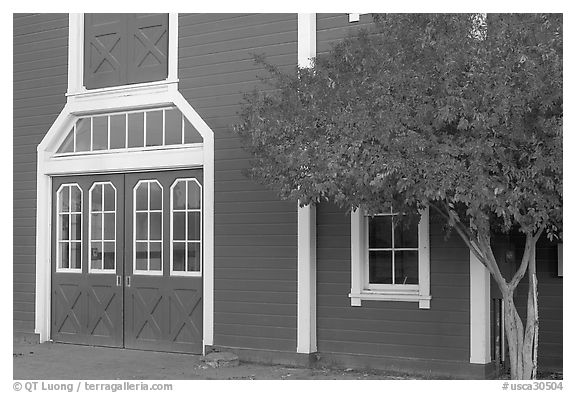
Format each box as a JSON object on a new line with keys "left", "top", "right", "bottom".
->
{"left": 296, "top": 13, "right": 318, "bottom": 354}
{"left": 470, "top": 251, "right": 491, "bottom": 364}
{"left": 67, "top": 14, "right": 84, "bottom": 96}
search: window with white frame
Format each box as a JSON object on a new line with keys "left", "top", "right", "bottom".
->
{"left": 134, "top": 180, "right": 163, "bottom": 275}
{"left": 170, "top": 178, "right": 202, "bottom": 276}
{"left": 89, "top": 182, "right": 117, "bottom": 273}
{"left": 56, "top": 107, "right": 202, "bottom": 155}
{"left": 56, "top": 184, "right": 83, "bottom": 272}
{"left": 350, "top": 207, "right": 431, "bottom": 308}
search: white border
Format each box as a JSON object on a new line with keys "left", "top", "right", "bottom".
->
{"left": 55, "top": 184, "right": 83, "bottom": 274}
{"left": 170, "top": 178, "right": 203, "bottom": 277}
{"left": 132, "top": 180, "right": 164, "bottom": 276}
{"left": 35, "top": 13, "right": 215, "bottom": 351}
{"left": 349, "top": 207, "right": 431, "bottom": 309}
{"left": 296, "top": 13, "right": 317, "bottom": 354}
{"left": 88, "top": 182, "right": 117, "bottom": 274}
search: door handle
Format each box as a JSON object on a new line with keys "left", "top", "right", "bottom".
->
{"left": 116, "top": 275, "right": 121, "bottom": 287}
{"left": 125, "top": 276, "right": 131, "bottom": 287}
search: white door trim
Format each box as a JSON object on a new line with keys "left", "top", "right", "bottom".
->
{"left": 35, "top": 13, "right": 215, "bottom": 352}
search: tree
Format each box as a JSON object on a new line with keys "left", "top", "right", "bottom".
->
{"left": 235, "top": 14, "right": 562, "bottom": 379}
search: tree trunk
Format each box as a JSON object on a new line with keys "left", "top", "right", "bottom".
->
{"left": 502, "top": 242, "right": 539, "bottom": 379}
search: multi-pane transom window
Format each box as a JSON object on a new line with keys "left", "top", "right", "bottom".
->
{"left": 134, "top": 180, "right": 163, "bottom": 275}
{"left": 368, "top": 211, "right": 419, "bottom": 286}
{"left": 56, "top": 107, "right": 202, "bottom": 155}
{"left": 57, "top": 184, "right": 83, "bottom": 272}
{"left": 171, "top": 179, "right": 202, "bottom": 276}
{"left": 89, "top": 182, "right": 117, "bottom": 273}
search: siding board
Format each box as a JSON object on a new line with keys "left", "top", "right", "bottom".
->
{"left": 179, "top": 13, "right": 298, "bottom": 352}
{"left": 316, "top": 199, "right": 470, "bottom": 363}
{"left": 13, "top": 13, "right": 68, "bottom": 334}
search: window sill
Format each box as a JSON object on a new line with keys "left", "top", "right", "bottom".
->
{"left": 349, "top": 291, "right": 431, "bottom": 309}
{"left": 66, "top": 79, "right": 179, "bottom": 102}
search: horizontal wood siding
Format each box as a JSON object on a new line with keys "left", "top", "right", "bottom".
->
{"left": 178, "top": 14, "right": 298, "bottom": 352}
{"left": 13, "top": 14, "right": 69, "bottom": 332}
{"left": 316, "top": 13, "right": 469, "bottom": 362}
{"left": 317, "top": 13, "right": 375, "bottom": 57}
{"left": 514, "top": 239, "right": 563, "bottom": 370}
{"left": 316, "top": 202, "right": 470, "bottom": 362}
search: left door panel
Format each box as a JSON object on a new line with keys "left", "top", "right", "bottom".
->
{"left": 51, "top": 174, "right": 124, "bottom": 347}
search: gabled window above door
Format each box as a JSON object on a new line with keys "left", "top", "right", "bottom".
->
{"left": 84, "top": 14, "right": 169, "bottom": 90}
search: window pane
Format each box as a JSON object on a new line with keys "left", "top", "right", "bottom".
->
{"left": 59, "top": 243, "right": 69, "bottom": 269}
{"left": 57, "top": 129, "right": 74, "bottom": 153}
{"left": 173, "top": 212, "right": 185, "bottom": 241}
{"left": 70, "top": 186, "right": 82, "bottom": 212}
{"left": 164, "top": 109, "right": 182, "bottom": 145}
{"left": 149, "top": 181, "right": 162, "bottom": 210}
{"left": 103, "top": 242, "right": 115, "bottom": 270}
{"left": 90, "top": 241, "right": 103, "bottom": 270}
{"left": 394, "top": 251, "right": 419, "bottom": 284}
{"left": 75, "top": 118, "right": 91, "bottom": 151}
{"left": 70, "top": 214, "right": 82, "bottom": 240}
{"left": 91, "top": 213, "right": 102, "bottom": 240}
{"left": 136, "top": 183, "right": 148, "bottom": 210}
{"left": 92, "top": 184, "right": 103, "bottom": 211}
{"left": 173, "top": 181, "right": 186, "bottom": 210}
{"left": 60, "top": 215, "right": 70, "bottom": 241}
{"left": 135, "top": 242, "right": 148, "bottom": 271}
{"left": 70, "top": 242, "right": 82, "bottom": 269}
{"left": 128, "top": 112, "right": 144, "bottom": 148}
{"left": 187, "top": 243, "right": 201, "bottom": 272}
{"left": 173, "top": 242, "right": 185, "bottom": 271}
{"left": 187, "top": 212, "right": 201, "bottom": 241}
{"left": 394, "top": 216, "right": 419, "bottom": 248}
{"left": 187, "top": 181, "right": 201, "bottom": 209}
{"left": 369, "top": 216, "right": 392, "bottom": 248}
{"left": 135, "top": 212, "right": 148, "bottom": 240}
{"left": 149, "top": 242, "right": 162, "bottom": 271}
{"left": 104, "top": 213, "right": 115, "bottom": 240}
{"left": 92, "top": 116, "right": 108, "bottom": 150}
{"left": 104, "top": 184, "right": 115, "bottom": 211}
{"left": 59, "top": 186, "right": 70, "bottom": 212}
{"left": 184, "top": 117, "right": 202, "bottom": 143}
{"left": 146, "top": 110, "right": 163, "bottom": 147}
{"left": 369, "top": 250, "right": 393, "bottom": 284}
{"left": 110, "top": 114, "right": 126, "bottom": 149}
{"left": 150, "top": 212, "right": 162, "bottom": 240}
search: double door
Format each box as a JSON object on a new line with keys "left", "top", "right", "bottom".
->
{"left": 51, "top": 170, "right": 203, "bottom": 353}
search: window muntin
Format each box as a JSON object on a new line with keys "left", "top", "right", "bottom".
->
{"left": 56, "top": 184, "right": 83, "bottom": 272}
{"left": 170, "top": 179, "right": 202, "bottom": 276}
{"left": 367, "top": 212, "right": 420, "bottom": 288}
{"left": 133, "top": 180, "right": 163, "bottom": 275}
{"left": 350, "top": 207, "right": 430, "bottom": 308}
{"left": 89, "top": 182, "right": 117, "bottom": 274}
{"left": 55, "top": 107, "right": 202, "bottom": 155}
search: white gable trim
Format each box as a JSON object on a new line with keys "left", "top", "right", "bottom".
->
{"left": 35, "top": 14, "right": 215, "bottom": 352}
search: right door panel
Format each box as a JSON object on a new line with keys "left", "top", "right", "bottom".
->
{"left": 123, "top": 170, "right": 203, "bottom": 354}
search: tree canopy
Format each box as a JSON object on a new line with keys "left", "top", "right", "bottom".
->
{"left": 236, "top": 13, "right": 562, "bottom": 240}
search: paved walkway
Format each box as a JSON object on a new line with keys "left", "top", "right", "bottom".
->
{"left": 13, "top": 342, "right": 415, "bottom": 380}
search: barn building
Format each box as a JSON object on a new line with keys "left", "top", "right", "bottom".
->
{"left": 13, "top": 13, "right": 563, "bottom": 378}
